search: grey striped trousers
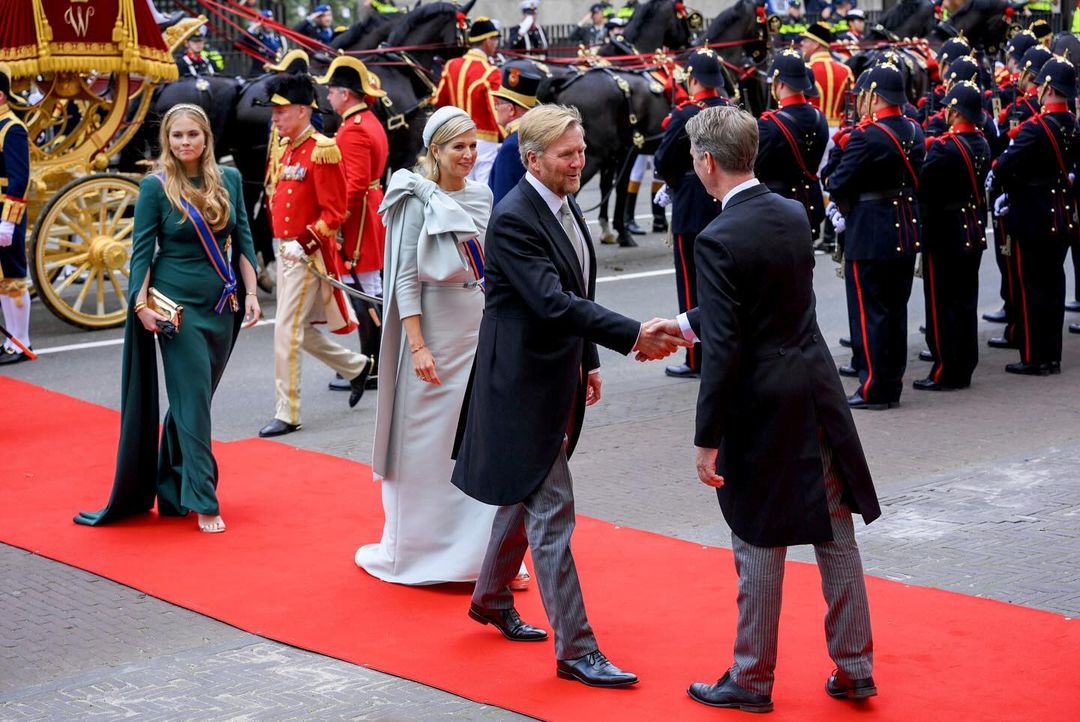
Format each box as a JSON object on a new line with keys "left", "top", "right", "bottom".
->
{"left": 728, "top": 440, "right": 874, "bottom": 696}
{"left": 471, "top": 449, "right": 598, "bottom": 660}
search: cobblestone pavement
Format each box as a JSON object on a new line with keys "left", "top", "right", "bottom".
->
{"left": 4, "top": 217, "right": 1080, "bottom": 718}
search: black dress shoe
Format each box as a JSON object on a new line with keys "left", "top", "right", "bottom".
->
{"left": 652, "top": 219, "right": 669, "bottom": 233}
{"left": 328, "top": 372, "right": 351, "bottom": 391}
{"left": 837, "top": 364, "right": 858, "bottom": 378}
{"left": 348, "top": 356, "right": 376, "bottom": 408}
{"left": 1065, "top": 300, "right": 1080, "bottom": 313}
{"left": 468, "top": 604, "right": 548, "bottom": 641}
{"left": 259, "top": 419, "right": 301, "bottom": 437}
{"left": 987, "top": 336, "right": 1017, "bottom": 349}
{"left": 1005, "top": 361, "right": 1051, "bottom": 376}
{"left": 688, "top": 672, "right": 773, "bottom": 712}
{"left": 665, "top": 363, "right": 700, "bottom": 379}
{"left": 624, "top": 220, "right": 646, "bottom": 236}
{"left": 1070, "top": 323, "right": 1080, "bottom": 334}
{"left": 839, "top": 336, "right": 852, "bottom": 348}
{"left": 616, "top": 231, "right": 638, "bottom": 248}
{"left": 826, "top": 670, "right": 878, "bottom": 700}
{"left": 556, "top": 650, "right": 638, "bottom": 688}
{"left": 918, "top": 349, "right": 935, "bottom": 362}
{"left": 0, "top": 346, "right": 32, "bottom": 365}
{"left": 983, "top": 307, "right": 1008, "bottom": 323}
{"left": 847, "top": 392, "right": 899, "bottom": 410}
{"left": 913, "top": 377, "right": 965, "bottom": 391}
{"left": 1049, "top": 361, "right": 1062, "bottom": 374}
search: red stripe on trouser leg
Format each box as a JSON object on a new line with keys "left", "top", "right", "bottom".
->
{"left": 676, "top": 233, "right": 696, "bottom": 370}
{"left": 852, "top": 261, "right": 874, "bottom": 399}
{"left": 1015, "top": 240, "right": 1032, "bottom": 363}
{"left": 927, "top": 255, "right": 944, "bottom": 383}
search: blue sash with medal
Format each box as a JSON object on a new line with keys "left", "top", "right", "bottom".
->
{"left": 157, "top": 174, "right": 239, "bottom": 314}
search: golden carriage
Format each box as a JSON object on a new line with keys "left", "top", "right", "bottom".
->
{"left": 0, "top": 0, "right": 204, "bottom": 328}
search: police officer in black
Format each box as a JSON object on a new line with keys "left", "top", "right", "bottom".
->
{"left": 756, "top": 49, "right": 829, "bottom": 240}
{"left": 654, "top": 49, "right": 728, "bottom": 379}
{"left": 989, "top": 55, "right": 1080, "bottom": 375}
{"left": 984, "top": 45, "right": 1052, "bottom": 331}
{"left": 915, "top": 81, "right": 992, "bottom": 392}
{"left": 826, "top": 63, "right": 925, "bottom": 409}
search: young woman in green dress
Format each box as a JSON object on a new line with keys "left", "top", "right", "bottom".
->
{"left": 75, "top": 104, "right": 260, "bottom": 533}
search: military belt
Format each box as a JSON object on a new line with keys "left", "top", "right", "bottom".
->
{"left": 857, "top": 188, "right": 911, "bottom": 202}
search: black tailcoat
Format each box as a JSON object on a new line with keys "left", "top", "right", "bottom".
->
{"left": 689, "top": 184, "right": 880, "bottom": 547}
{"left": 452, "top": 178, "right": 640, "bottom": 506}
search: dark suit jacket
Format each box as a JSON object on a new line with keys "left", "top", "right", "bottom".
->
{"left": 452, "top": 177, "right": 640, "bottom": 506}
{"left": 690, "top": 183, "right": 880, "bottom": 547}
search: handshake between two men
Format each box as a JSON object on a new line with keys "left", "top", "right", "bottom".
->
{"left": 583, "top": 317, "right": 691, "bottom": 408}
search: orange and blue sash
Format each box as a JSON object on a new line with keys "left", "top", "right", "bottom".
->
{"left": 460, "top": 237, "right": 485, "bottom": 292}
{"left": 157, "top": 174, "right": 239, "bottom": 313}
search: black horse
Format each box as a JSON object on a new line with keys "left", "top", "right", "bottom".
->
{"left": 380, "top": 1, "right": 472, "bottom": 73}
{"left": 868, "top": 0, "right": 938, "bottom": 40}
{"left": 700, "top": 0, "right": 771, "bottom": 117}
{"left": 616, "top": 0, "right": 700, "bottom": 55}
{"left": 931, "top": 0, "right": 1025, "bottom": 54}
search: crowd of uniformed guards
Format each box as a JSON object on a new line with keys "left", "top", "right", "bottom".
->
{"left": 3, "top": 11, "right": 1080, "bottom": 420}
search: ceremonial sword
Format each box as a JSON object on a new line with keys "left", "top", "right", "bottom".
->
{"left": 0, "top": 321, "right": 37, "bottom": 360}
{"left": 289, "top": 252, "right": 384, "bottom": 306}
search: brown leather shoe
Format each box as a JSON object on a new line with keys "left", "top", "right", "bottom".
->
{"left": 468, "top": 604, "right": 547, "bottom": 641}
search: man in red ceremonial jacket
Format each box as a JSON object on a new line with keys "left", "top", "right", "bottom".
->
{"left": 802, "top": 22, "right": 853, "bottom": 135}
{"left": 257, "top": 73, "right": 374, "bottom": 438}
{"left": 433, "top": 17, "right": 502, "bottom": 184}
{"left": 317, "top": 55, "right": 389, "bottom": 391}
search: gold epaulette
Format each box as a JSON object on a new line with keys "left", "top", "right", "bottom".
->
{"left": 1, "top": 195, "right": 26, "bottom": 224}
{"left": 311, "top": 134, "right": 342, "bottom": 164}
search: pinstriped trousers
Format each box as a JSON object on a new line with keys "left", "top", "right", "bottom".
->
{"left": 728, "top": 440, "right": 874, "bottom": 696}
{"left": 471, "top": 449, "right": 598, "bottom": 660}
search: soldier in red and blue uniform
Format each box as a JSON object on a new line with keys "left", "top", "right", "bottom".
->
{"left": 995, "top": 31, "right": 1038, "bottom": 113}
{"left": 0, "top": 65, "right": 31, "bottom": 365}
{"left": 922, "top": 56, "right": 1000, "bottom": 152}
{"left": 918, "top": 36, "right": 971, "bottom": 123}
{"left": 915, "top": 81, "right": 992, "bottom": 392}
{"left": 654, "top": 48, "right": 729, "bottom": 379}
{"left": 988, "top": 56, "right": 1080, "bottom": 375}
{"left": 826, "top": 63, "right": 925, "bottom": 409}
{"left": 756, "top": 49, "right": 829, "bottom": 240}
{"left": 984, "top": 45, "right": 1052, "bottom": 333}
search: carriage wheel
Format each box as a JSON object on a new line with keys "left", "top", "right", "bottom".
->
{"left": 30, "top": 174, "right": 140, "bottom": 330}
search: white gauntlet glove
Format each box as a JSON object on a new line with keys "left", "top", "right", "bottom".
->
{"left": 0, "top": 220, "right": 14, "bottom": 248}
{"left": 653, "top": 184, "right": 672, "bottom": 209}
{"left": 279, "top": 240, "right": 305, "bottom": 264}
{"left": 826, "top": 201, "right": 846, "bottom": 235}
{"left": 984, "top": 169, "right": 995, "bottom": 195}
{"left": 993, "top": 193, "right": 1010, "bottom": 218}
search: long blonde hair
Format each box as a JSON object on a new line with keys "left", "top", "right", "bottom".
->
{"left": 156, "top": 104, "right": 230, "bottom": 231}
{"left": 418, "top": 114, "right": 476, "bottom": 181}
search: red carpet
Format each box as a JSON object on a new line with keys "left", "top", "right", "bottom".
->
{"left": 1, "top": 376, "right": 1078, "bottom": 720}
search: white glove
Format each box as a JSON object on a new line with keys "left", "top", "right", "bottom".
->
{"left": 993, "top": 193, "right": 1009, "bottom": 217}
{"left": 1070, "top": 172, "right": 1076, "bottom": 187}
{"left": 279, "top": 240, "right": 305, "bottom": 265}
{"left": 653, "top": 184, "right": 672, "bottom": 209}
{"left": 826, "top": 201, "right": 846, "bottom": 234}
{"left": 984, "top": 169, "right": 995, "bottom": 195}
{"left": 0, "top": 220, "right": 14, "bottom": 248}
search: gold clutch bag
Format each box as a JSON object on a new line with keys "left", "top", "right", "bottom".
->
{"left": 147, "top": 287, "right": 184, "bottom": 331}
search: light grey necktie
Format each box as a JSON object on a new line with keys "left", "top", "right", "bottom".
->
{"left": 558, "top": 198, "right": 586, "bottom": 276}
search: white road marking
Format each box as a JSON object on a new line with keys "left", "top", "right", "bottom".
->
{"left": 596, "top": 268, "right": 675, "bottom": 283}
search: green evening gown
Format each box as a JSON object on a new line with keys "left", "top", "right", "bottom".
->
{"left": 75, "top": 166, "right": 256, "bottom": 525}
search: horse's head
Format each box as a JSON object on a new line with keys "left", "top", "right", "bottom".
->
{"left": 703, "top": 0, "right": 770, "bottom": 65}
{"left": 331, "top": 11, "right": 398, "bottom": 52}
{"left": 939, "top": 0, "right": 1025, "bottom": 54}
{"left": 622, "top": 0, "right": 702, "bottom": 53}
{"left": 385, "top": 1, "right": 472, "bottom": 65}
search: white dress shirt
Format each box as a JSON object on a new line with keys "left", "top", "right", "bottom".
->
{"left": 524, "top": 171, "right": 589, "bottom": 283}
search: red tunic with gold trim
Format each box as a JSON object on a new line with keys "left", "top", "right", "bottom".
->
{"left": 268, "top": 126, "right": 355, "bottom": 333}
{"left": 433, "top": 48, "right": 502, "bottom": 142}
{"left": 808, "top": 50, "right": 853, "bottom": 127}
{"left": 268, "top": 126, "right": 347, "bottom": 261}
{"left": 336, "top": 103, "right": 388, "bottom": 274}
